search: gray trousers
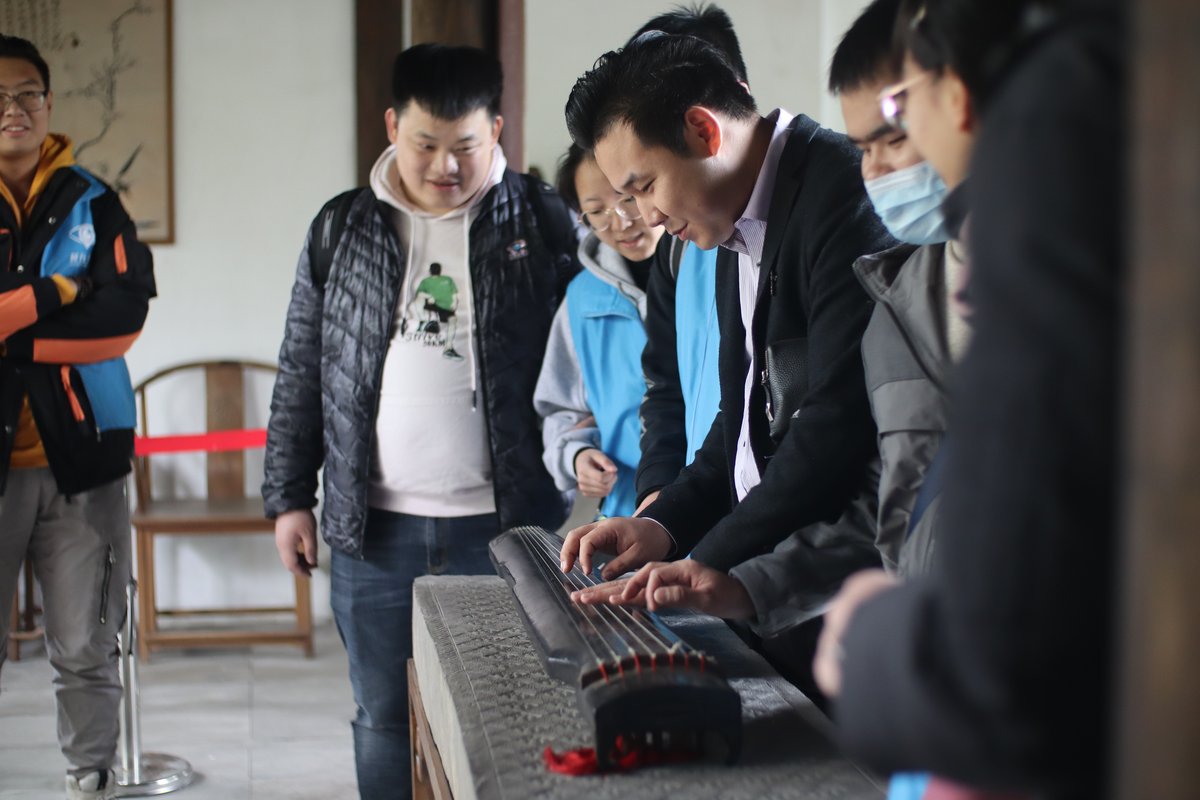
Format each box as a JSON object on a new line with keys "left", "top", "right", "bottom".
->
{"left": 0, "top": 467, "right": 132, "bottom": 772}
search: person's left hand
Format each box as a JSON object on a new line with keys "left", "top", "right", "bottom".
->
{"left": 813, "top": 569, "right": 899, "bottom": 697}
{"left": 570, "top": 559, "right": 756, "bottom": 619}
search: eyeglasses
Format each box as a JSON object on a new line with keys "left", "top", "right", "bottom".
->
{"left": 878, "top": 72, "right": 931, "bottom": 131}
{"left": 0, "top": 91, "right": 48, "bottom": 113}
{"left": 578, "top": 195, "right": 642, "bottom": 232}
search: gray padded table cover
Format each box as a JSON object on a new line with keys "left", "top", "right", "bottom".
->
{"left": 412, "top": 575, "right": 883, "bottom": 800}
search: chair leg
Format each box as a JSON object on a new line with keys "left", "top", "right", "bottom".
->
{"left": 7, "top": 593, "right": 17, "bottom": 662}
{"left": 135, "top": 528, "right": 156, "bottom": 663}
{"left": 9, "top": 560, "right": 44, "bottom": 662}
{"left": 294, "top": 572, "right": 314, "bottom": 658}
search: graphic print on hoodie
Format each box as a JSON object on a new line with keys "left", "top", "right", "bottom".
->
{"left": 366, "top": 143, "right": 508, "bottom": 518}
{"left": 403, "top": 262, "right": 463, "bottom": 360}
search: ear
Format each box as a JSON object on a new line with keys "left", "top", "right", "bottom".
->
{"left": 45, "top": 90, "right": 53, "bottom": 115}
{"left": 944, "top": 72, "right": 975, "bottom": 133}
{"left": 490, "top": 114, "right": 504, "bottom": 146}
{"left": 682, "top": 106, "right": 722, "bottom": 158}
{"left": 384, "top": 107, "right": 399, "bottom": 145}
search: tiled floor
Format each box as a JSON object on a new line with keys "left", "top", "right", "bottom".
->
{"left": 0, "top": 625, "right": 357, "bottom": 799}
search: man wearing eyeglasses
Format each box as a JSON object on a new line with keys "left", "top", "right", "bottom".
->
{"left": 0, "top": 35, "right": 156, "bottom": 800}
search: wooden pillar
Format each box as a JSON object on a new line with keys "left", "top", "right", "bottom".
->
{"left": 1116, "top": 1, "right": 1200, "bottom": 798}
{"left": 497, "top": 0, "right": 525, "bottom": 170}
{"left": 355, "top": 0, "right": 405, "bottom": 185}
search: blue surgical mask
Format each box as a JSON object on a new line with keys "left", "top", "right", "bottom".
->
{"left": 864, "top": 160, "right": 950, "bottom": 245}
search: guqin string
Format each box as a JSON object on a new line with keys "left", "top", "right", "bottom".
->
{"left": 519, "top": 527, "right": 695, "bottom": 677}
{"left": 488, "top": 524, "right": 743, "bottom": 769}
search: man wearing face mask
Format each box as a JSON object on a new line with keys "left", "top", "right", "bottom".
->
{"left": 838, "top": 0, "right": 971, "bottom": 577}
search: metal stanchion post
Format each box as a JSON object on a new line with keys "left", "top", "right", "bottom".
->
{"left": 115, "top": 580, "right": 194, "bottom": 796}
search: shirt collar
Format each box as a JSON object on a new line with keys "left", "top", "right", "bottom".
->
{"left": 723, "top": 109, "right": 794, "bottom": 261}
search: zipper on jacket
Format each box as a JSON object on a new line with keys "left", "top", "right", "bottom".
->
{"left": 0, "top": 228, "right": 12, "bottom": 272}
{"left": 60, "top": 366, "right": 86, "bottom": 422}
{"left": 98, "top": 545, "right": 114, "bottom": 625}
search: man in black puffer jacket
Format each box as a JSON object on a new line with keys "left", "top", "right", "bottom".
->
{"left": 262, "top": 44, "right": 578, "bottom": 800}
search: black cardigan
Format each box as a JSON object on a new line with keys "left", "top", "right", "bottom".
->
{"left": 641, "top": 114, "right": 894, "bottom": 571}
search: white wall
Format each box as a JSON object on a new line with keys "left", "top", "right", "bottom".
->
{"left": 523, "top": 0, "right": 872, "bottom": 177}
{"left": 128, "top": 0, "right": 355, "bottom": 622}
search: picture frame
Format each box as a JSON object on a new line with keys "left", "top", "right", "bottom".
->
{"left": 1, "top": 0, "right": 174, "bottom": 243}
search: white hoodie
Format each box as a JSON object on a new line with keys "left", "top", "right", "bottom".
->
{"left": 365, "top": 143, "right": 507, "bottom": 517}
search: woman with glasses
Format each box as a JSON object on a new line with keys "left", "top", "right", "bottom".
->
{"left": 533, "top": 143, "right": 665, "bottom": 519}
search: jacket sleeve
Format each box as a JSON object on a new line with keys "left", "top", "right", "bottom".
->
{"left": 532, "top": 300, "right": 598, "bottom": 492}
{"left": 638, "top": 406, "right": 732, "bottom": 550}
{"left": 636, "top": 236, "right": 688, "bottom": 502}
{"left": 262, "top": 228, "right": 326, "bottom": 519}
{"left": 686, "top": 165, "right": 887, "bottom": 569}
{"left": 0, "top": 275, "right": 73, "bottom": 341}
{"left": 3, "top": 190, "right": 154, "bottom": 364}
{"left": 730, "top": 470, "right": 881, "bottom": 637}
{"left": 529, "top": 177, "right": 582, "bottom": 302}
{"left": 637, "top": 253, "right": 737, "bottom": 548}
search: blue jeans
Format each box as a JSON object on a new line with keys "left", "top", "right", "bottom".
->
{"left": 331, "top": 509, "right": 498, "bottom": 800}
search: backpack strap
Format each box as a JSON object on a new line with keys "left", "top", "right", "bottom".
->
{"left": 668, "top": 237, "right": 686, "bottom": 281}
{"left": 307, "top": 188, "right": 364, "bottom": 289}
{"left": 523, "top": 173, "right": 577, "bottom": 262}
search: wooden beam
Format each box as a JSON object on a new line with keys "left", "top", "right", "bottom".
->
{"left": 1117, "top": 1, "right": 1200, "bottom": 798}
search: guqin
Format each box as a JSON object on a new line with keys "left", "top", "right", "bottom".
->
{"left": 488, "top": 525, "right": 742, "bottom": 768}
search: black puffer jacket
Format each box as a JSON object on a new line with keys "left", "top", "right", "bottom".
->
{"left": 262, "top": 171, "right": 579, "bottom": 557}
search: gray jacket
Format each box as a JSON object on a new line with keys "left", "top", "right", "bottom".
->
{"left": 854, "top": 243, "right": 952, "bottom": 577}
{"left": 729, "top": 243, "right": 953, "bottom": 636}
{"left": 729, "top": 459, "right": 881, "bottom": 638}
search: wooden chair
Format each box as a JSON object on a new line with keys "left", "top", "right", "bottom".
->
{"left": 130, "top": 360, "right": 313, "bottom": 660}
{"left": 8, "top": 559, "right": 43, "bottom": 661}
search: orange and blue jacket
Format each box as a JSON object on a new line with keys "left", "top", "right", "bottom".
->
{"left": 0, "top": 134, "right": 156, "bottom": 495}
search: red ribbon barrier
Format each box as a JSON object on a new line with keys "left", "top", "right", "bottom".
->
{"left": 134, "top": 428, "right": 267, "bottom": 456}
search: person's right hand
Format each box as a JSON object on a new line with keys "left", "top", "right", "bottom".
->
{"left": 275, "top": 509, "right": 318, "bottom": 577}
{"left": 559, "top": 516, "right": 672, "bottom": 580}
{"left": 574, "top": 448, "right": 618, "bottom": 498}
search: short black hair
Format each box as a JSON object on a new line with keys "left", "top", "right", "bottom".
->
{"left": 565, "top": 32, "right": 756, "bottom": 155}
{"left": 554, "top": 143, "right": 590, "bottom": 213}
{"left": 896, "top": 0, "right": 1058, "bottom": 108}
{"left": 0, "top": 35, "right": 51, "bottom": 91}
{"left": 391, "top": 43, "right": 502, "bottom": 120}
{"left": 631, "top": 4, "right": 748, "bottom": 83}
{"left": 828, "top": 0, "right": 903, "bottom": 95}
